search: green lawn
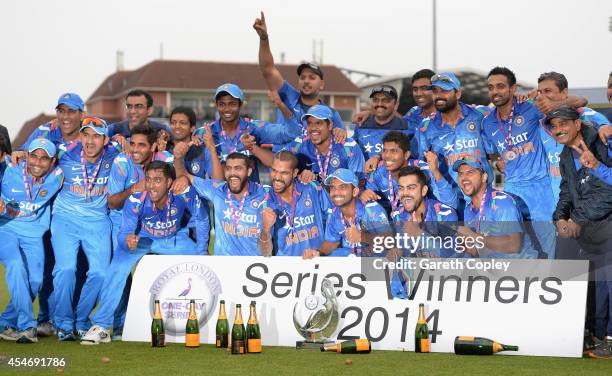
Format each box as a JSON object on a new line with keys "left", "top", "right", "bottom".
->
{"left": 1, "top": 267, "right": 611, "bottom": 375}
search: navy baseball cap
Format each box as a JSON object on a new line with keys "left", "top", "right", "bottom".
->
{"left": 324, "top": 168, "right": 359, "bottom": 187}
{"left": 215, "top": 83, "right": 245, "bottom": 102}
{"left": 28, "top": 138, "right": 57, "bottom": 158}
{"left": 297, "top": 62, "right": 323, "bottom": 79}
{"left": 452, "top": 155, "right": 485, "bottom": 172}
{"left": 431, "top": 72, "right": 461, "bottom": 91}
{"left": 56, "top": 93, "right": 84, "bottom": 111}
{"left": 80, "top": 117, "right": 109, "bottom": 137}
{"left": 301, "top": 104, "right": 333, "bottom": 122}
{"left": 370, "top": 85, "right": 398, "bottom": 100}
{"left": 544, "top": 106, "right": 580, "bottom": 125}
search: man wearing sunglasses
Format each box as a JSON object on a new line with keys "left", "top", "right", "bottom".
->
{"left": 253, "top": 12, "right": 346, "bottom": 142}
{"left": 418, "top": 72, "right": 493, "bottom": 213}
{"left": 50, "top": 117, "right": 122, "bottom": 341}
{"left": 107, "top": 89, "right": 171, "bottom": 150}
{"left": 0, "top": 139, "right": 63, "bottom": 343}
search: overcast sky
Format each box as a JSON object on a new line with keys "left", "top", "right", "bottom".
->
{"left": 1, "top": 0, "right": 610, "bottom": 141}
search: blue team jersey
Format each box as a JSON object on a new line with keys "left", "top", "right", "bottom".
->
{"left": 107, "top": 151, "right": 174, "bottom": 225}
{"left": 366, "top": 160, "right": 458, "bottom": 211}
{"left": 107, "top": 120, "right": 171, "bottom": 139}
{"left": 276, "top": 80, "right": 344, "bottom": 134}
{"left": 191, "top": 178, "right": 270, "bottom": 256}
{"left": 353, "top": 116, "right": 412, "bottom": 161}
{"left": 119, "top": 186, "right": 206, "bottom": 254}
{"left": 20, "top": 121, "right": 79, "bottom": 150}
{"left": 193, "top": 116, "right": 301, "bottom": 181}
{"left": 482, "top": 100, "right": 549, "bottom": 184}
{"left": 392, "top": 198, "right": 459, "bottom": 258}
{"left": 463, "top": 188, "right": 537, "bottom": 259}
{"left": 404, "top": 106, "right": 434, "bottom": 154}
{"left": 418, "top": 103, "right": 493, "bottom": 188}
{"left": 0, "top": 158, "right": 64, "bottom": 237}
{"left": 282, "top": 136, "right": 365, "bottom": 183}
{"left": 53, "top": 142, "right": 121, "bottom": 219}
{"left": 267, "top": 181, "right": 332, "bottom": 256}
{"left": 540, "top": 107, "right": 610, "bottom": 201}
{"left": 174, "top": 144, "right": 214, "bottom": 179}
{"left": 324, "top": 200, "right": 391, "bottom": 256}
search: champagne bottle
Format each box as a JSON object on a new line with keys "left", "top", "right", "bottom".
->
{"left": 321, "top": 339, "right": 371, "bottom": 354}
{"left": 231, "top": 304, "right": 246, "bottom": 354}
{"left": 215, "top": 300, "right": 229, "bottom": 349}
{"left": 246, "top": 301, "right": 262, "bottom": 353}
{"left": 414, "top": 303, "right": 430, "bottom": 353}
{"left": 185, "top": 299, "right": 200, "bottom": 348}
{"left": 151, "top": 299, "right": 165, "bottom": 347}
{"left": 454, "top": 336, "right": 519, "bottom": 355}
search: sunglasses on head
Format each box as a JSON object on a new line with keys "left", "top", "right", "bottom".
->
{"left": 81, "top": 117, "right": 107, "bottom": 128}
{"left": 431, "top": 74, "right": 454, "bottom": 84}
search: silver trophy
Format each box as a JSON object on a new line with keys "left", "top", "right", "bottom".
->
{"left": 293, "top": 278, "right": 340, "bottom": 349}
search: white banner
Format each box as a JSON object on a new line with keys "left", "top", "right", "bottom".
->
{"left": 123, "top": 256, "right": 588, "bottom": 357}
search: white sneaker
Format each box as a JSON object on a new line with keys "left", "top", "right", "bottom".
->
{"left": 79, "top": 325, "right": 111, "bottom": 345}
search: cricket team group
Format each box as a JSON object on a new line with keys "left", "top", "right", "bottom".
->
{"left": 0, "top": 12, "right": 611, "bottom": 358}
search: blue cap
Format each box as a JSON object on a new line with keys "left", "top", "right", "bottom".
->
{"left": 452, "top": 155, "right": 485, "bottom": 172}
{"left": 431, "top": 72, "right": 461, "bottom": 91}
{"left": 215, "top": 83, "right": 244, "bottom": 102}
{"left": 324, "top": 168, "right": 359, "bottom": 187}
{"left": 28, "top": 138, "right": 57, "bottom": 158}
{"left": 301, "top": 104, "right": 333, "bottom": 122}
{"left": 79, "top": 117, "right": 109, "bottom": 137}
{"left": 56, "top": 93, "right": 84, "bottom": 111}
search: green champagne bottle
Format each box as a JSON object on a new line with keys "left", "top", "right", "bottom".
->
{"left": 454, "top": 336, "right": 519, "bottom": 355}
{"left": 231, "top": 304, "right": 246, "bottom": 354}
{"left": 414, "top": 303, "right": 430, "bottom": 353}
{"left": 215, "top": 300, "right": 229, "bottom": 349}
{"left": 321, "top": 339, "right": 371, "bottom": 354}
{"left": 185, "top": 299, "right": 200, "bottom": 348}
{"left": 246, "top": 301, "right": 262, "bottom": 353}
{"left": 151, "top": 300, "right": 165, "bottom": 347}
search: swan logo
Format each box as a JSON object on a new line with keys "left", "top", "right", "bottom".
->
{"left": 148, "top": 262, "right": 222, "bottom": 335}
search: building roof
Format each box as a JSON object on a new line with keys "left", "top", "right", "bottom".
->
{"left": 568, "top": 87, "right": 609, "bottom": 105}
{"left": 88, "top": 60, "right": 361, "bottom": 103}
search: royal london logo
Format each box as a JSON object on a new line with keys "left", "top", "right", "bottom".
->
{"left": 148, "top": 262, "right": 222, "bottom": 335}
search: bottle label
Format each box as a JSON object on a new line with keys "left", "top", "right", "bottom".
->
{"left": 355, "top": 339, "right": 370, "bottom": 352}
{"left": 457, "top": 336, "right": 475, "bottom": 341}
{"left": 152, "top": 334, "right": 165, "bottom": 347}
{"left": 232, "top": 340, "right": 246, "bottom": 354}
{"left": 420, "top": 339, "right": 430, "bottom": 353}
{"left": 247, "top": 339, "right": 262, "bottom": 353}
{"left": 185, "top": 333, "right": 200, "bottom": 347}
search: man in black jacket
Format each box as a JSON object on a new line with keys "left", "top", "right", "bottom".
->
{"left": 548, "top": 106, "right": 612, "bottom": 358}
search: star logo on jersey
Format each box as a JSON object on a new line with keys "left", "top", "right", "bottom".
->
{"left": 364, "top": 142, "right": 373, "bottom": 153}
{"left": 223, "top": 208, "right": 232, "bottom": 219}
{"left": 466, "top": 122, "right": 477, "bottom": 132}
{"left": 191, "top": 162, "right": 200, "bottom": 174}
{"left": 514, "top": 115, "right": 525, "bottom": 127}
{"left": 443, "top": 141, "right": 454, "bottom": 153}
{"left": 497, "top": 140, "right": 505, "bottom": 150}
{"left": 304, "top": 198, "right": 312, "bottom": 208}
{"left": 330, "top": 157, "right": 340, "bottom": 168}
{"left": 72, "top": 175, "right": 83, "bottom": 185}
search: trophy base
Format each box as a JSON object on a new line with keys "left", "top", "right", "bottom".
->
{"left": 296, "top": 340, "right": 333, "bottom": 350}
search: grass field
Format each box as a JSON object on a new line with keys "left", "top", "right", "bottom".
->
{"left": 1, "top": 267, "right": 612, "bottom": 375}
